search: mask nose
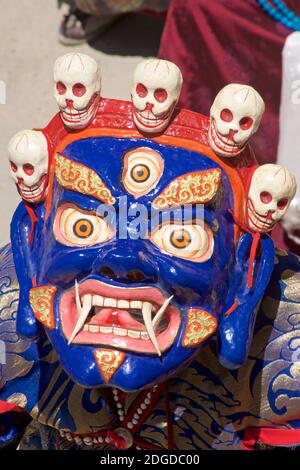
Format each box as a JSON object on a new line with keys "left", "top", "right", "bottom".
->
{"left": 93, "top": 246, "right": 157, "bottom": 284}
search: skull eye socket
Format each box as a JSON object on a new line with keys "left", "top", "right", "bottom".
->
{"left": 260, "top": 191, "right": 272, "bottom": 204}
{"left": 239, "top": 116, "right": 253, "bottom": 130}
{"left": 72, "top": 83, "right": 86, "bottom": 97}
{"left": 277, "top": 198, "right": 289, "bottom": 210}
{"left": 23, "top": 164, "right": 34, "bottom": 176}
{"left": 220, "top": 108, "right": 233, "bottom": 122}
{"left": 56, "top": 81, "right": 67, "bottom": 95}
{"left": 154, "top": 88, "right": 168, "bottom": 103}
{"left": 136, "top": 83, "right": 148, "bottom": 98}
{"left": 10, "top": 161, "right": 17, "bottom": 173}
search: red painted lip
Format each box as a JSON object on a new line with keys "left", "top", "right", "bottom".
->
{"left": 247, "top": 199, "right": 273, "bottom": 232}
{"left": 210, "top": 119, "right": 244, "bottom": 155}
{"left": 61, "top": 94, "right": 99, "bottom": 124}
{"left": 60, "top": 280, "right": 181, "bottom": 355}
{"left": 134, "top": 110, "right": 167, "bottom": 129}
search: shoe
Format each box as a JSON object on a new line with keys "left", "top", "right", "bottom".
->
{"left": 58, "top": 6, "right": 120, "bottom": 45}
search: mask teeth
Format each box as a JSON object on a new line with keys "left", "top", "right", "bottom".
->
{"left": 75, "top": 279, "right": 82, "bottom": 312}
{"left": 152, "top": 295, "right": 174, "bottom": 331}
{"left": 68, "top": 282, "right": 91, "bottom": 345}
{"left": 142, "top": 301, "right": 162, "bottom": 357}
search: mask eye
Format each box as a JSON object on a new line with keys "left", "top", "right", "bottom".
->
{"left": 122, "top": 147, "right": 164, "bottom": 198}
{"left": 54, "top": 204, "right": 115, "bottom": 247}
{"left": 150, "top": 222, "right": 214, "bottom": 262}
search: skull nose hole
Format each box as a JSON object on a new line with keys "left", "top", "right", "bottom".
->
{"left": 126, "top": 270, "right": 146, "bottom": 282}
{"left": 66, "top": 99, "right": 74, "bottom": 108}
{"left": 145, "top": 102, "right": 154, "bottom": 112}
{"left": 99, "top": 266, "right": 116, "bottom": 279}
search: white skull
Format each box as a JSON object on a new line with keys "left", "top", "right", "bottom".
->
{"left": 8, "top": 130, "right": 49, "bottom": 203}
{"left": 131, "top": 58, "right": 183, "bottom": 134}
{"left": 247, "top": 164, "right": 297, "bottom": 232}
{"left": 208, "top": 84, "right": 265, "bottom": 158}
{"left": 54, "top": 52, "right": 101, "bottom": 130}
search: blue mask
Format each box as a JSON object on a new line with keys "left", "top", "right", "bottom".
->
{"left": 11, "top": 130, "right": 275, "bottom": 392}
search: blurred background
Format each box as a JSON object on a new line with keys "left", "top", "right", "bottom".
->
{"left": 0, "top": 0, "right": 167, "bottom": 244}
{"left": 1, "top": 0, "right": 300, "bottom": 247}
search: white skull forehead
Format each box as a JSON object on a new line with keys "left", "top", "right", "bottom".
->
{"left": 132, "top": 59, "right": 183, "bottom": 98}
{"left": 8, "top": 130, "right": 48, "bottom": 187}
{"left": 54, "top": 52, "right": 101, "bottom": 89}
{"left": 131, "top": 59, "right": 183, "bottom": 133}
{"left": 247, "top": 163, "right": 297, "bottom": 232}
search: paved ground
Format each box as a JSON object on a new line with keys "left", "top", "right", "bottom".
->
{"left": 0, "top": 0, "right": 164, "bottom": 245}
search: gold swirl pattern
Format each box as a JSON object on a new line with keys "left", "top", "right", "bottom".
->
{"left": 0, "top": 245, "right": 33, "bottom": 391}
{"left": 182, "top": 309, "right": 218, "bottom": 348}
{"left": 152, "top": 169, "right": 221, "bottom": 209}
{"left": 94, "top": 349, "right": 126, "bottom": 383}
{"left": 54, "top": 154, "right": 116, "bottom": 205}
{"left": 29, "top": 286, "right": 57, "bottom": 329}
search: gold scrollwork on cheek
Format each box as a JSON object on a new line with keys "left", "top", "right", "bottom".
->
{"left": 94, "top": 349, "right": 126, "bottom": 383}
{"left": 54, "top": 154, "right": 116, "bottom": 205}
{"left": 182, "top": 309, "right": 218, "bottom": 348}
{"left": 29, "top": 286, "right": 57, "bottom": 329}
{"left": 152, "top": 168, "right": 221, "bottom": 209}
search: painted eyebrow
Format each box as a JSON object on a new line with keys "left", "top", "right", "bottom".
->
{"left": 152, "top": 168, "right": 222, "bottom": 209}
{"left": 54, "top": 154, "right": 116, "bottom": 205}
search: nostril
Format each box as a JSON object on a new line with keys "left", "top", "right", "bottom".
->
{"left": 126, "top": 270, "right": 146, "bottom": 282}
{"left": 100, "top": 266, "right": 116, "bottom": 279}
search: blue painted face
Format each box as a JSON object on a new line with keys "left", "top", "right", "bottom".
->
{"left": 11, "top": 136, "right": 275, "bottom": 391}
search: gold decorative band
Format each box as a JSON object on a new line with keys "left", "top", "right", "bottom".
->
{"left": 152, "top": 168, "right": 221, "bottom": 209}
{"left": 182, "top": 309, "right": 218, "bottom": 348}
{"left": 29, "top": 285, "right": 57, "bottom": 329}
{"left": 94, "top": 349, "right": 126, "bottom": 383}
{"left": 54, "top": 154, "right": 116, "bottom": 205}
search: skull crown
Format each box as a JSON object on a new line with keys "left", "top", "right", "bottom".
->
{"left": 54, "top": 52, "right": 101, "bottom": 130}
{"left": 8, "top": 130, "right": 49, "bottom": 204}
{"left": 131, "top": 58, "right": 183, "bottom": 134}
{"left": 247, "top": 163, "right": 297, "bottom": 233}
{"left": 209, "top": 83, "right": 265, "bottom": 158}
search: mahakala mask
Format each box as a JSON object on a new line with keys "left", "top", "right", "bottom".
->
{"left": 9, "top": 54, "right": 294, "bottom": 392}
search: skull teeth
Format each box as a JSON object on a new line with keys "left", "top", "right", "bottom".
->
{"left": 209, "top": 118, "right": 244, "bottom": 155}
{"left": 247, "top": 199, "right": 274, "bottom": 232}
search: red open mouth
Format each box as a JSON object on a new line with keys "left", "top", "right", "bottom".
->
{"left": 60, "top": 280, "right": 181, "bottom": 355}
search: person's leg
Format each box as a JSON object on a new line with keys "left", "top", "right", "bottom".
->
{"left": 58, "top": 0, "right": 120, "bottom": 45}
